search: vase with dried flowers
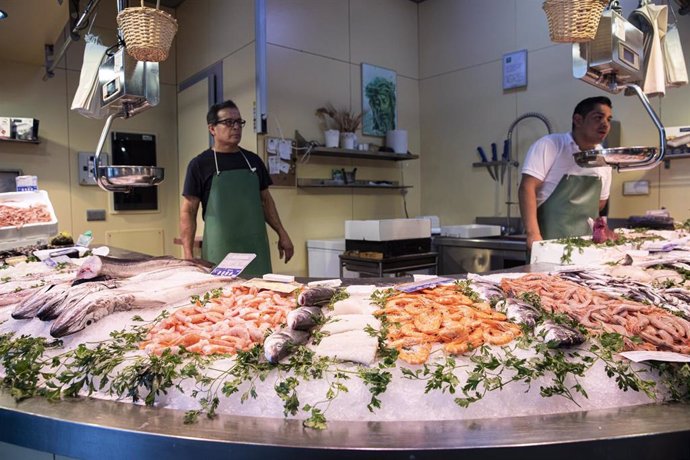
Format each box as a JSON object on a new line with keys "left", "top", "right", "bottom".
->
{"left": 315, "top": 103, "right": 363, "bottom": 149}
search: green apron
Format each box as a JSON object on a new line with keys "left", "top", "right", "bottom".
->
{"left": 201, "top": 152, "right": 272, "bottom": 276}
{"left": 537, "top": 174, "right": 602, "bottom": 240}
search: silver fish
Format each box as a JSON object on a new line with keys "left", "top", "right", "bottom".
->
{"left": 496, "top": 297, "right": 541, "bottom": 328}
{"left": 534, "top": 320, "right": 585, "bottom": 348}
{"left": 50, "top": 276, "right": 232, "bottom": 338}
{"left": 263, "top": 329, "right": 310, "bottom": 363}
{"left": 75, "top": 255, "right": 212, "bottom": 281}
{"left": 286, "top": 306, "right": 323, "bottom": 331}
{"left": 36, "top": 279, "right": 119, "bottom": 321}
{"left": 297, "top": 287, "right": 336, "bottom": 306}
{"left": 11, "top": 282, "right": 71, "bottom": 319}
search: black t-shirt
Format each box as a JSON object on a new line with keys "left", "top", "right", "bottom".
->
{"left": 182, "top": 148, "right": 272, "bottom": 219}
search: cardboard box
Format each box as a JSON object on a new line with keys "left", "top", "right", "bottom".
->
{"left": 0, "top": 117, "right": 10, "bottom": 139}
{"left": 345, "top": 219, "right": 431, "bottom": 241}
{"left": 0, "top": 190, "right": 58, "bottom": 251}
{"left": 11, "top": 118, "right": 39, "bottom": 141}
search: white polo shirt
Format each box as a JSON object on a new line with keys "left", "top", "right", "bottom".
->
{"left": 521, "top": 132, "right": 612, "bottom": 206}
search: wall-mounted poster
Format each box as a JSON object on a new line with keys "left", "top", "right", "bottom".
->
{"left": 361, "top": 63, "right": 397, "bottom": 137}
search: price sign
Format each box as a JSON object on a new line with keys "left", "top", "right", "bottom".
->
{"left": 211, "top": 253, "right": 256, "bottom": 277}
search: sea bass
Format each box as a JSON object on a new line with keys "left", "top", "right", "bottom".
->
{"left": 263, "top": 329, "right": 310, "bottom": 363}
{"left": 495, "top": 297, "right": 542, "bottom": 328}
{"left": 286, "top": 306, "right": 323, "bottom": 330}
{"left": 11, "top": 282, "right": 71, "bottom": 319}
{"left": 50, "top": 276, "right": 233, "bottom": 338}
{"left": 534, "top": 320, "right": 586, "bottom": 348}
{"left": 297, "top": 286, "right": 337, "bottom": 306}
{"left": 74, "top": 255, "right": 213, "bottom": 281}
{"left": 36, "top": 279, "right": 120, "bottom": 321}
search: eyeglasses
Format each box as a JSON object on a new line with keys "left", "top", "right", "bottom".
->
{"left": 215, "top": 118, "right": 246, "bottom": 128}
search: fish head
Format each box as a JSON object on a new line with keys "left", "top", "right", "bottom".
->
{"left": 74, "top": 256, "right": 103, "bottom": 281}
{"left": 50, "top": 297, "right": 111, "bottom": 338}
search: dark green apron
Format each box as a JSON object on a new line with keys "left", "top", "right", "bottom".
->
{"left": 201, "top": 153, "right": 272, "bottom": 276}
{"left": 537, "top": 175, "right": 601, "bottom": 240}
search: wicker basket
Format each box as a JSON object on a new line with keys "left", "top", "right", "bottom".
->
{"left": 117, "top": 0, "right": 178, "bottom": 62}
{"left": 542, "top": 0, "right": 608, "bottom": 43}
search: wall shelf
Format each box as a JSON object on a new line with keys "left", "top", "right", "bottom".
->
{"left": 300, "top": 146, "right": 418, "bottom": 162}
{"left": 297, "top": 178, "right": 411, "bottom": 189}
{"left": 0, "top": 138, "right": 40, "bottom": 145}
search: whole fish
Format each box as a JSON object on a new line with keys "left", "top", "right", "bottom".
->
{"left": 297, "top": 286, "right": 336, "bottom": 306}
{"left": 286, "top": 306, "right": 323, "bottom": 331}
{"left": 11, "top": 282, "right": 71, "bottom": 319}
{"left": 263, "top": 329, "right": 310, "bottom": 363}
{"left": 36, "top": 279, "right": 120, "bottom": 321}
{"left": 495, "top": 297, "right": 541, "bottom": 328}
{"left": 74, "top": 255, "right": 212, "bottom": 281}
{"left": 49, "top": 276, "right": 233, "bottom": 338}
{"left": 534, "top": 320, "right": 585, "bottom": 348}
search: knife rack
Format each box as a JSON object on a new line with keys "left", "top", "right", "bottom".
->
{"left": 472, "top": 160, "right": 518, "bottom": 184}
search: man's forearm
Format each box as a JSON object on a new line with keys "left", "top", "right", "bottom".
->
{"left": 518, "top": 181, "right": 542, "bottom": 249}
{"left": 179, "top": 212, "right": 197, "bottom": 259}
{"left": 262, "top": 192, "right": 288, "bottom": 237}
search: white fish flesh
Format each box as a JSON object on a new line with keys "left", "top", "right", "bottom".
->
{"left": 263, "top": 329, "right": 310, "bottom": 363}
{"left": 320, "top": 314, "right": 381, "bottom": 335}
{"left": 286, "top": 306, "right": 323, "bottom": 330}
{"left": 311, "top": 330, "right": 378, "bottom": 365}
{"left": 331, "top": 298, "right": 372, "bottom": 315}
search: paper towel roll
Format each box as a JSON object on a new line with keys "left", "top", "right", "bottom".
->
{"left": 386, "top": 129, "right": 408, "bottom": 154}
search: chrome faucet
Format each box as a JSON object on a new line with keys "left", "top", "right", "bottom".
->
{"left": 504, "top": 113, "right": 553, "bottom": 235}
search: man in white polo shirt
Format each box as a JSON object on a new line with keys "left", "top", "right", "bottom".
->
{"left": 518, "top": 96, "right": 613, "bottom": 250}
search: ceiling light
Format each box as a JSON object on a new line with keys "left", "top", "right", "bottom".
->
{"left": 0, "top": 10, "right": 8, "bottom": 20}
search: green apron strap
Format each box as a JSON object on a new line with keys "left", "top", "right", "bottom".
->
{"left": 537, "top": 175, "right": 602, "bottom": 240}
{"left": 202, "top": 168, "right": 272, "bottom": 276}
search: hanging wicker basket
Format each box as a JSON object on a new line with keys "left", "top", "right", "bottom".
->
{"left": 117, "top": 0, "right": 178, "bottom": 62}
{"left": 542, "top": 0, "right": 608, "bottom": 43}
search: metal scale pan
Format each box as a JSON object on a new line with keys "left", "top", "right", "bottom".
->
{"left": 93, "top": 47, "right": 164, "bottom": 192}
{"left": 572, "top": 7, "right": 666, "bottom": 171}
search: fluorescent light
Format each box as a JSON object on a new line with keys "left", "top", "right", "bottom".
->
{"left": 0, "top": 10, "right": 8, "bottom": 20}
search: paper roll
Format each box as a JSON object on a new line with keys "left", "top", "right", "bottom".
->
{"left": 386, "top": 129, "right": 408, "bottom": 154}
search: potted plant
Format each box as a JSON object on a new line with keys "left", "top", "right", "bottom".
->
{"left": 315, "top": 103, "right": 363, "bottom": 149}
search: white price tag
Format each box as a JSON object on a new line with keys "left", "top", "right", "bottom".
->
{"left": 211, "top": 252, "right": 256, "bottom": 277}
{"left": 278, "top": 140, "right": 292, "bottom": 160}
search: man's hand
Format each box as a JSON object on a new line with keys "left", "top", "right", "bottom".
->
{"left": 278, "top": 233, "right": 294, "bottom": 263}
{"left": 526, "top": 232, "right": 543, "bottom": 251}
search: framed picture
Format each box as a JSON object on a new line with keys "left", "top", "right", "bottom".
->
{"left": 361, "top": 63, "right": 397, "bottom": 136}
{"left": 502, "top": 49, "right": 528, "bottom": 90}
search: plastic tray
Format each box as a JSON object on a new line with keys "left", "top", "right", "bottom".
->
{"left": 0, "top": 190, "right": 58, "bottom": 251}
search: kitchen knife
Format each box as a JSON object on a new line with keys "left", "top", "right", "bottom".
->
{"left": 477, "top": 146, "right": 497, "bottom": 181}
{"left": 490, "top": 143, "right": 499, "bottom": 182}
{"left": 476, "top": 146, "right": 489, "bottom": 163}
{"left": 500, "top": 139, "right": 510, "bottom": 184}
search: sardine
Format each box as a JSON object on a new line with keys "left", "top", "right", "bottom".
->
{"left": 496, "top": 297, "right": 541, "bottom": 328}
{"left": 534, "top": 320, "right": 585, "bottom": 348}
{"left": 74, "top": 255, "right": 212, "bottom": 281}
{"left": 286, "top": 306, "right": 323, "bottom": 330}
{"left": 297, "top": 286, "right": 336, "bottom": 306}
{"left": 263, "top": 329, "right": 310, "bottom": 363}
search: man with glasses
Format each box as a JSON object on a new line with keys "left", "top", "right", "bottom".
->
{"left": 180, "top": 100, "right": 294, "bottom": 275}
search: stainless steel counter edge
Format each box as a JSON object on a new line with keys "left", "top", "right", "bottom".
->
{"left": 1, "top": 392, "right": 690, "bottom": 459}
{"left": 433, "top": 235, "right": 527, "bottom": 251}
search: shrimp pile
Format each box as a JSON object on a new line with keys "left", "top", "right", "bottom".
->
{"left": 501, "top": 273, "right": 690, "bottom": 354}
{"left": 0, "top": 203, "right": 52, "bottom": 227}
{"left": 140, "top": 285, "right": 296, "bottom": 356}
{"left": 375, "top": 285, "right": 521, "bottom": 365}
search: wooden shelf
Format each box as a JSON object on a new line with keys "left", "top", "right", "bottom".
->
{"left": 300, "top": 146, "right": 418, "bottom": 162}
{"left": 297, "top": 178, "right": 411, "bottom": 189}
{"left": 0, "top": 138, "right": 40, "bottom": 144}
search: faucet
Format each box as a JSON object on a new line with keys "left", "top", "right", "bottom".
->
{"left": 504, "top": 113, "right": 553, "bottom": 235}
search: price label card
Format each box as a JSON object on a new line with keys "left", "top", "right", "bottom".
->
{"left": 211, "top": 253, "right": 256, "bottom": 277}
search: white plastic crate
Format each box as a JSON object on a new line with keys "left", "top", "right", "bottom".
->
{"left": 0, "top": 190, "right": 58, "bottom": 251}
{"left": 440, "top": 224, "right": 501, "bottom": 238}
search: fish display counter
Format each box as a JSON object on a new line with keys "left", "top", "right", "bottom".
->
{"left": 1, "top": 257, "right": 690, "bottom": 459}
